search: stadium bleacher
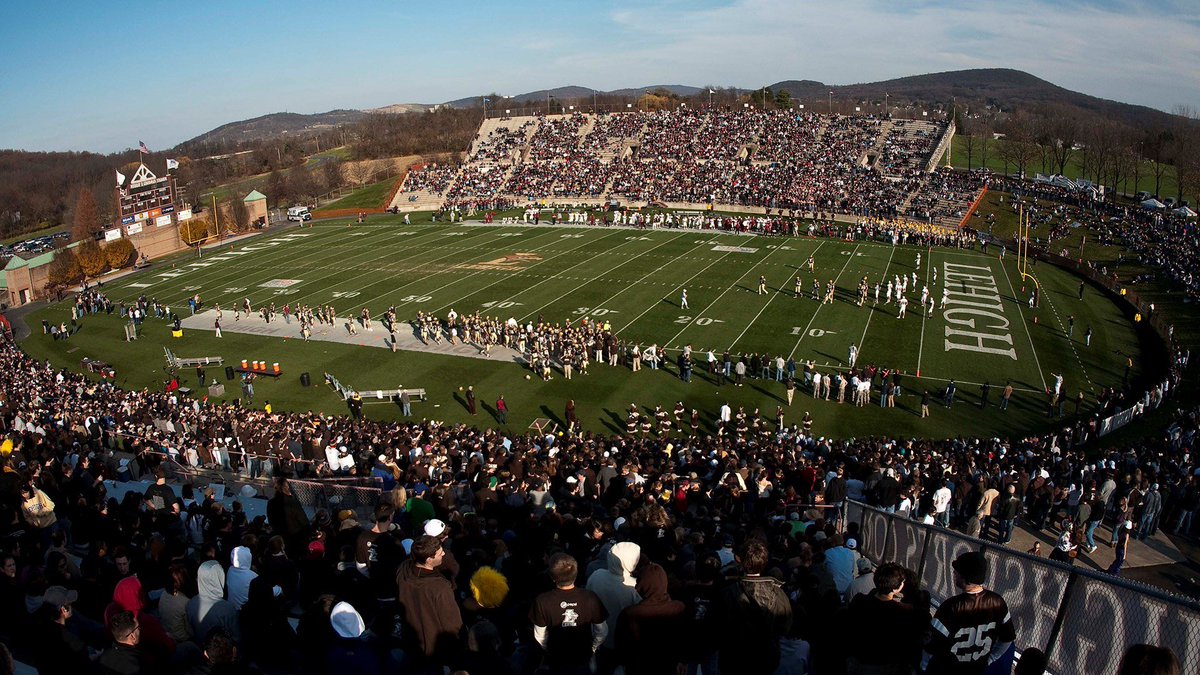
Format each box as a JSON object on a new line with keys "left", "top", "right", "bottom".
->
{"left": 390, "top": 109, "right": 984, "bottom": 224}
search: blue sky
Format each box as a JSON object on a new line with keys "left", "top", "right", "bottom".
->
{"left": 1, "top": 0, "right": 1196, "bottom": 153}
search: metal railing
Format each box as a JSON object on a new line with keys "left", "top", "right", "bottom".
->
{"left": 845, "top": 501, "right": 1200, "bottom": 674}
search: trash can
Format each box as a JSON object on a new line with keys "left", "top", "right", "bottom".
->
{"left": 225, "top": 366, "right": 235, "bottom": 380}
{"left": 300, "top": 372, "right": 311, "bottom": 387}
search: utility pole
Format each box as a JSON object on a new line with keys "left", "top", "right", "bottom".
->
{"left": 828, "top": 90, "right": 833, "bottom": 115}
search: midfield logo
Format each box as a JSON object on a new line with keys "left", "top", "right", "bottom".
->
{"left": 455, "top": 252, "right": 543, "bottom": 271}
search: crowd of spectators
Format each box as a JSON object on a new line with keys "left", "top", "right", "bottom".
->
{"left": 993, "top": 178, "right": 1200, "bottom": 302}
{"left": 0, "top": 317, "right": 1194, "bottom": 673}
{"left": 399, "top": 165, "right": 459, "bottom": 197}
{"left": 430, "top": 110, "right": 984, "bottom": 224}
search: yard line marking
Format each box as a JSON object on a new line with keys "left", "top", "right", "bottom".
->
{"left": 728, "top": 241, "right": 826, "bottom": 352}
{"left": 284, "top": 226, "right": 527, "bottom": 309}
{"left": 917, "top": 246, "right": 933, "bottom": 376}
{"left": 856, "top": 244, "right": 896, "bottom": 355}
{"left": 997, "top": 256, "right": 1048, "bottom": 392}
{"left": 589, "top": 238, "right": 716, "bottom": 319}
{"left": 914, "top": 374, "right": 1042, "bottom": 394}
{"left": 787, "top": 243, "right": 861, "bottom": 359}
{"left": 663, "top": 245, "right": 787, "bottom": 348}
{"left": 429, "top": 229, "right": 632, "bottom": 313}
{"left": 347, "top": 227, "right": 576, "bottom": 312}
{"left": 518, "top": 232, "right": 688, "bottom": 322}
{"left": 618, "top": 251, "right": 735, "bottom": 333}
{"left": 112, "top": 223, "right": 441, "bottom": 304}
{"left": 1033, "top": 272, "right": 1096, "bottom": 391}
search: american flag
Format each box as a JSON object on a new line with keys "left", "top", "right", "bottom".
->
{"left": 138, "top": 141, "right": 150, "bottom": 154}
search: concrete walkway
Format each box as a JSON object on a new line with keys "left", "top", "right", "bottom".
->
{"left": 181, "top": 309, "right": 529, "bottom": 365}
{"left": 1001, "top": 519, "right": 1184, "bottom": 571}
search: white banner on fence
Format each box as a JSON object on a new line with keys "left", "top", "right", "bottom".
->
{"left": 1098, "top": 407, "right": 1138, "bottom": 437}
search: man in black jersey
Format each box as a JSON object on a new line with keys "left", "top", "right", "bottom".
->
{"left": 531, "top": 553, "right": 608, "bottom": 675}
{"left": 924, "top": 551, "right": 1016, "bottom": 674}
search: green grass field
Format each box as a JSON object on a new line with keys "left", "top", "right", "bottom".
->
{"left": 316, "top": 176, "right": 400, "bottom": 212}
{"left": 21, "top": 211, "right": 1147, "bottom": 439}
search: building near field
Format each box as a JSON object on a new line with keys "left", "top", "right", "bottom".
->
{"left": 2, "top": 242, "right": 81, "bottom": 306}
{"left": 244, "top": 190, "right": 268, "bottom": 227}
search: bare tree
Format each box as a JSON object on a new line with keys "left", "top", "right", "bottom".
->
{"left": 959, "top": 117, "right": 976, "bottom": 169}
{"left": 229, "top": 197, "right": 250, "bottom": 232}
{"left": 321, "top": 157, "right": 344, "bottom": 192}
{"left": 71, "top": 187, "right": 101, "bottom": 242}
{"left": 1142, "top": 129, "right": 1173, "bottom": 197}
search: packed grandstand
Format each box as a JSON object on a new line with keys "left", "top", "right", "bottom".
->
{"left": 397, "top": 109, "right": 981, "bottom": 229}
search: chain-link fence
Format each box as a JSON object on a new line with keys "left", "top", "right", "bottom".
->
{"left": 846, "top": 501, "right": 1200, "bottom": 673}
{"left": 288, "top": 477, "right": 384, "bottom": 520}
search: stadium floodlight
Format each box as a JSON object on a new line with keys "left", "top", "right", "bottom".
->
{"left": 569, "top": 106, "right": 574, "bottom": 110}
{"left": 798, "top": 104, "right": 804, "bottom": 109}
{"left": 506, "top": 109, "right": 510, "bottom": 114}
{"left": 855, "top": 106, "right": 861, "bottom": 112}
{"left": 744, "top": 103, "right": 749, "bottom": 108}
{"left": 626, "top": 103, "right": 632, "bottom": 108}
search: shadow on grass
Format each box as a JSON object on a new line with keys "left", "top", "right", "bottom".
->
{"left": 600, "top": 408, "right": 624, "bottom": 435}
{"left": 539, "top": 405, "right": 566, "bottom": 430}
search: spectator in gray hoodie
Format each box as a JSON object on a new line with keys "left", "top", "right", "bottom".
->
{"left": 586, "top": 540, "right": 642, "bottom": 658}
{"left": 187, "top": 560, "right": 240, "bottom": 643}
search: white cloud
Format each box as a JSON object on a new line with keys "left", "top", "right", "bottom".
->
{"left": 542, "top": 0, "right": 1200, "bottom": 113}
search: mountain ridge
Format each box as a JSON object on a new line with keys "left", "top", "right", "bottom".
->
{"left": 161, "top": 69, "right": 1200, "bottom": 150}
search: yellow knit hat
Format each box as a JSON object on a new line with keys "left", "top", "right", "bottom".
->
{"left": 470, "top": 566, "right": 509, "bottom": 609}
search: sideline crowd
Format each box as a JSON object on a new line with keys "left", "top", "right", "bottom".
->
{"left": 0, "top": 320, "right": 1195, "bottom": 673}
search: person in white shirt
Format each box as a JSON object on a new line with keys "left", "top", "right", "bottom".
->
{"left": 933, "top": 480, "right": 953, "bottom": 527}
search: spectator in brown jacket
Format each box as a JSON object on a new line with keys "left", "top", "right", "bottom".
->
{"left": 615, "top": 562, "right": 687, "bottom": 675}
{"left": 396, "top": 535, "right": 462, "bottom": 671}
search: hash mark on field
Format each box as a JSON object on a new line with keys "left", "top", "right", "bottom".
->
{"left": 1035, "top": 274, "right": 1095, "bottom": 391}
{"left": 997, "top": 258, "right": 1048, "bottom": 392}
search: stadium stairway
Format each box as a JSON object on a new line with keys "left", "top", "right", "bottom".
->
{"left": 390, "top": 189, "right": 446, "bottom": 212}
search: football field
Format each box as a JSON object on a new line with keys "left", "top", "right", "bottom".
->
{"left": 24, "top": 213, "right": 1147, "bottom": 439}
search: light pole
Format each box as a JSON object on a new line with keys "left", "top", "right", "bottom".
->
{"left": 828, "top": 90, "right": 833, "bottom": 115}
{"left": 884, "top": 92, "right": 889, "bottom": 117}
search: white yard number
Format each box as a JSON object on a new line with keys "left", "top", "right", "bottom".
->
{"left": 574, "top": 307, "right": 615, "bottom": 316}
{"left": 626, "top": 236, "right": 650, "bottom": 241}
{"left": 840, "top": 251, "right": 866, "bottom": 257}
{"left": 183, "top": 286, "right": 201, "bottom": 292}
{"left": 495, "top": 233, "right": 523, "bottom": 238}
{"left": 443, "top": 232, "right": 467, "bottom": 236}
{"left": 223, "top": 287, "right": 247, "bottom": 294}
{"left": 482, "top": 301, "right": 518, "bottom": 309}
{"left": 560, "top": 234, "right": 584, "bottom": 239}
{"left": 950, "top": 623, "right": 995, "bottom": 663}
{"left": 272, "top": 289, "right": 297, "bottom": 296}
{"left": 332, "top": 291, "right": 360, "bottom": 299}
{"left": 401, "top": 295, "right": 432, "bottom": 303}
{"left": 791, "top": 327, "right": 826, "bottom": 337}
{"left": 675, "top": 315, "right": 717, "bottom": 326}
